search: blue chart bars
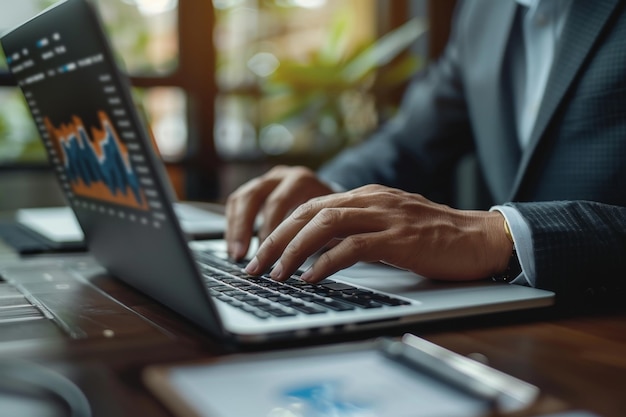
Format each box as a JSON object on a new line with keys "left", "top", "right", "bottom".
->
{"left": 45, "top": 111, "right": 148, "bottom": 210}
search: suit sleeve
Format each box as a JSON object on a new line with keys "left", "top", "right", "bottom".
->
{"left": 509, "top": 201, "right": 626, "bottom": 304}
{"left": 318, "top": 3, "right": 474, "bottom": 203}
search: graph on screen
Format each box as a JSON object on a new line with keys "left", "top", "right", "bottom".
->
{"left": 45, "top": 111, "right": 149, "bottom": 210}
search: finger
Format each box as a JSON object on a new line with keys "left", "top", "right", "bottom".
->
{"left": 259, "top": 173, "right": 335, "bottom": 242}
{"left": 225, "top": 177, "right": 278, "bottom": 259}
{"left": 225, "top": 198, "right": 255, "bottom": 260}
{"left": 244, "top": 200, "right": 324, "bottom": 276}
{"left": 260, "top": 207, "right": 384, "bottom": 281}
{"left": 300, "top": 233, "right": 382, "bottom": 283}
{"left": 246, "top": 192, "right": 373, "bottom": 275}
{"left": 258, "top": 174, "right": 313, "bottom": 242}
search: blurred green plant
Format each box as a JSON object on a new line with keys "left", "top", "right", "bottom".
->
{"left": 93, "top": 0, "right": 178, "bottom": 75}
{"left": 0, "top": 109, "right": 7, "bottom": 134}
{"left": 0, "top": 47, "right": 6, "bottom": 71}
{"left": 0, "top": 91, "right": 47, "bottom": 164}
{"left": 258, "top": 10, "right": 427, "bottom": 160}
{"left": 0, "top": 0, "right": 72, "bottom": 165}
{"left": 0, "top": 43, "right": 46, "bottom": 164}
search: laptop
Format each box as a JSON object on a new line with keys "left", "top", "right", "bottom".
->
{"left": 0, "top": 0, "right": 554, "bottom": 344}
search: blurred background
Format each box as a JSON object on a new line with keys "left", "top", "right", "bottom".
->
{"left": 0, "top": 0, "right": 456, "bottom": 209}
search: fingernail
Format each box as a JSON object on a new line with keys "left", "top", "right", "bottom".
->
{"left": 300, "top": 267, "right": 314, "bottom": 283}
{"left": 245, "top": 257, "right": 260, "bottom": 275}
{"left": 270, "top": 262, "right": 283, "bottom": 281}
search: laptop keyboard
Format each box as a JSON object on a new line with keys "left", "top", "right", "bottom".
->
{"left": 194, "top": 251, "right": 411, "bottom": 320}
{"left": 0, "top": 280, "right": 46, "bottom": 323}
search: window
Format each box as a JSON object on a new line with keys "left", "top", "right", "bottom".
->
{"left": 212, "top": 0, "right": 427, "bottom": 197}
{"left": 0, "top": 0, "right": 185, "bottom": 165}
{"left": 0, "top": 2, "right": 52, "bottom": 166}
{"left": 1, "top": 1, "right": 444, "bottom": 202}
{"left": 0, "top": 0, "right": 217, "bottom": 199}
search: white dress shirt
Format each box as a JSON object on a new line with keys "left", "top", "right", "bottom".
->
{"left": 492, "top": 0, "right": 572, "bottom": 286}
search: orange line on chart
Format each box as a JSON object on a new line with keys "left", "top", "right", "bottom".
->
{"left": 71, "top": 179, "right": 149, "bottom": 210}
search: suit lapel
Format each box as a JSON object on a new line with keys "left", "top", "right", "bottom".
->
{"left": 467, "top": 1, "right": 519, "bottom": 202}
{"left": 509, "top": 0, "right": 621, "bottom": 199}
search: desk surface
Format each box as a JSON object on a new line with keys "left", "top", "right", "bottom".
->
{"left": 0, "top": 229, "right": 624, "bottom": 417}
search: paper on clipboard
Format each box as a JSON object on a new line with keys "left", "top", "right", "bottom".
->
{"left": 15, "top": 203, "right": 227, "bottom": 243}
{"left": 143, "top": 336, "right": 545, "bottom": 417}
{"left": 16, "top": 206, "right": 84, "bottom": 243}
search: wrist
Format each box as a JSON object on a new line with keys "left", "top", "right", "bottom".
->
{"left": 485, "top": 211, "right": 515, "bottom": 276}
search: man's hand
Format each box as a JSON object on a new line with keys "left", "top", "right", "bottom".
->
{"left": 244, "top": 184, "right": 513, "bottom": 283}
{"left": 225, "top": 165, "right": 334, "bottom": 260}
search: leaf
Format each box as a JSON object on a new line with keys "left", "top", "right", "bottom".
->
{"left": 341, "top": 18, "right": 428, "bottom": 83}
{"left": 268, "top": 62, "right": 354, "bottom": 91}
{"left": 319, "top": 8, "right": 353, "bottom": 65}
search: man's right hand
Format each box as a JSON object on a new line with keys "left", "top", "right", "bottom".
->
{"left": 225, "top": 165, "right": 334, "bottom": 260}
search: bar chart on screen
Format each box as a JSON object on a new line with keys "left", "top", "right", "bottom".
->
{"left": 44, "top": 111, "right": 148, "bottom": 210}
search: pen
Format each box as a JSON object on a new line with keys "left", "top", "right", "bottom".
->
{"left": 379, "top": 333, "right": 540, "bottom": 413}
{"left": 379, "top": 335, "right": 500, "bottom": 408}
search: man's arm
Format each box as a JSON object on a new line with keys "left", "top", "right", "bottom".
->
{"left": 318, "top": 2, "right": 474, "bottom": 201}
{"left": 510, "top": 201, "right": 626, "bottom": 304}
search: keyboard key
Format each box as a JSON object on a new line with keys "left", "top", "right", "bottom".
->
{"left": 250, "top": 310, "right": 270, "bottom": 319}
{"left": 277, "top": 298, "right": 305, "bottom": 308}
{"left": 266, "top": 308, "right": 297, "bottom": 317}
{"left": 311, "top": 298, "right": 355, "bottom": 311}
{"left": 232, "top": 294, "right": 258, "bottom": 302}
{"left": 368, "top": 294, "right": 411, "bottom": 306}
{"left": 291, "top": 304, "right": 327, "bottom": 315}
{"left": 291, "top": 294, "right": 319, "bottom": 302}
{"left": 321, "top": 282, "right": 356, "bottom": 291}
{"left": 336, "top": 296, "right": 383, "bottom": 309}
{"left": 246, "top": 299, "right": 270, "bottom": 307}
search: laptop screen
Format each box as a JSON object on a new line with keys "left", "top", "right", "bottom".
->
{"left": 1, "top": 0, "right": 165, "bottom": 224}
{"left": 1, "top": 0, "right": 225, "bottom": 337}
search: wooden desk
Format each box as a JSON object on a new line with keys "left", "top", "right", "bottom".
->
{"left": 0, "top": 246, "right": 624, "bottom": 417}
{"left": 424, "top": 310, "right": 626, "bottom": 417}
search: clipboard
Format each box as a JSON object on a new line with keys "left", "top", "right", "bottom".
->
{"left": 143, "top": 333, "right": 570, "bottom": 417}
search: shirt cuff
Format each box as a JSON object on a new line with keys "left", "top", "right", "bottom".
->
{"left": 490, "top": 205, "right": 537, "bottom": 287}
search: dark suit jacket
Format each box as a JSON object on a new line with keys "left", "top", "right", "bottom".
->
{"left": 318, "top": 0, "right": 626, "bottom": 303}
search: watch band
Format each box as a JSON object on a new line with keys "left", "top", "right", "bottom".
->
{"left": 492, "top": 218, "right": 522, "bottom": 282}
{"left": 492, "top": 247, "right": 522, "bottom": 282}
